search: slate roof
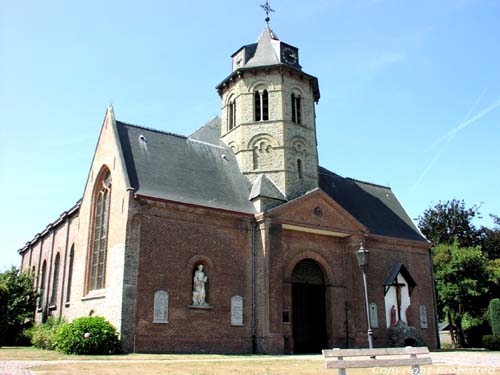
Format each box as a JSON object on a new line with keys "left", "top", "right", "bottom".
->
{"left": 115, "top": 119, "right": 255, "bottom": 214}
{"left": 384, "top": 263, "right": 417, "bottom": 294}
{"left": 249, "top": 174, "right": 287, "bottom": 201}
{"left": 244, "top": 25, "right": 282, "bottom": 68}
{"left": 318, "top": 167, "right": 427, "bottom": 242}
{"left": 115, "top": 116, "right": 426, "bottom": 242}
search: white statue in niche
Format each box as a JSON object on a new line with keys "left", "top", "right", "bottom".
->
{"left": 192, "top": 264, "right": 208, "bottom": 306}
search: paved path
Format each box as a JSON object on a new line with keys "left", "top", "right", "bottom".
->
{"left": 0, "top": 351, "right": 498, "bottom": 375}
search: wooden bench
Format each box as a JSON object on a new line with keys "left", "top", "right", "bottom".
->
{"left": 322, "top": 347, "right": 432, "bottom": 375}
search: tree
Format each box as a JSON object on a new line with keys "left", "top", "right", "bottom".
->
{"left": 481, "top": 215, "right": 500, "bottom": 260}
{"left": 432, "top": 242, "right": 490, "bottom": 347}
{"left": 418, "top": 199, "right": 483, "bottom": 248}
{"left": 0, "top": 267, "right": 38, "bottom": 345}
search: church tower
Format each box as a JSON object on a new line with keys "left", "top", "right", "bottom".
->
{"left": 216, "top": 17, "right": 320, "bottom": 204}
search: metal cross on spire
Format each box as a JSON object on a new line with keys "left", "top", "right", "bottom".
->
{"left": 260, "top": 0, "right": 275, "bottom": 24}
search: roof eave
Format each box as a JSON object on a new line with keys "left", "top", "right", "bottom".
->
{"left": 216, "top": 64, "right": 320, "bottom": 102}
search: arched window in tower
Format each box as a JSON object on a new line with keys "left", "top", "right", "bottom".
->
{"left": 252, "top": 139, "right": 273, "bottom": 170}
{"left": 254, "top": 91, "right": 261, "bottom": 121}
{"left": 291, "top": 93, "right": 301, "bottom": 124}
{"left": 50, "top": 253, "right": 60, "bottom": 306}
{"left": 66, "top": 245, "right": 74, "bottom": 303}
{"left": 88, "top": 169, "right": 111, "bottom": 292}
{"left": 262, "top": 90, "right": 269, "bottom": 121}
{"left": 254, "top": 89, "right": 269, "bottom": 122}
{"left": 228, "top": 98, "right": 236, "bottom": 130}
{"left": 297, "top": 159, "right": 303, "bottom": 179}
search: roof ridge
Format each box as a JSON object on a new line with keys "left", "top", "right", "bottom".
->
{"left": 188, "top": 115, "right": 220, "bottom": 138}
{"left": 346, "top": 177, "right": 390, "bottom": 190}
{"left": 318, "top": 167, "right": 390, "bottom": 190}
{"left": 116, "top": 120, "right": 187, "bottom": 139}
{"left": 18, "top": 199, "right": 82, "bottom": 253}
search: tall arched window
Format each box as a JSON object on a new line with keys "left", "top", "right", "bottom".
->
{"left": 254, "top": 91, "right": 261, "bottom": 121}
{"left": 254, "top": 89, "right": 269, "bottom": 121}
{"left": 66, "top": 245, "right": 74, "bottom": 303}
{"left": 297, "top": 159, "right": 304, "bottom": 179}
{"left": 38, "top": 260, "right": 47, "bottom": 308}
{"left": 50, "top": 253, "right": 60, "bottom": 306}
{"left": 291, "top": 93, "right": 301, "bottom": 124}
{"left": 228, "top": 98, "right": 236, "bottom": 130}
{"left": 88, "top": 169, "right": 111, "bottom": 291}
{"left": 262, "top": 90, "right": 269, "bottom": 121}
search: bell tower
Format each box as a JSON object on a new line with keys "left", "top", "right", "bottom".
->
{"left": 216, "top": 14, "right": 320, "bottom": 203}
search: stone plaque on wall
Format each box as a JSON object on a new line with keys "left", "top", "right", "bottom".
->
{"left": 153, "top": 290, "right": 169, "bottom": 323}
{"left": 231, "top": 295, "right": 243, "bottom": 326}
{"left": 419, "top": 305, "right": 428, "bottom": 328}
{"left": 369, "top": 302, "right": 379, "bottom": 328}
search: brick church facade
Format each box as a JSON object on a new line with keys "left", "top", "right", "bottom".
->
{"left": 19, "top": 20, "right": 438, "bottom": 354}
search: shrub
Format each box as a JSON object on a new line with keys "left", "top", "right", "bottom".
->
{"left": 55, "top": 316, "right": 121, "bottom": 355}
{"left": 488, "top": 298, "right": 500, "bottom": 335}
{"left": 482, "top": 334, "right": 500, "bottom": 350}
{"left": 28, "top": 318, "right": 65, "bottom": 350}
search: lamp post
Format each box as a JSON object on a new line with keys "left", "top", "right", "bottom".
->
{"left": 356, "top": 243, "right": 374, "bottom": 349}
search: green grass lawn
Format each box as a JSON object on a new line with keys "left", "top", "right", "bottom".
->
{"left": 1, "top": 347, "right": 499, "bottom": 375}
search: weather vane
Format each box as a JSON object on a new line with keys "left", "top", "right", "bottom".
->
{"left": 260, "top": 0, "right": 275, "bottom": 23}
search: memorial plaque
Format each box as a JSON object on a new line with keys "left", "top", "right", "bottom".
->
{"left": 369, "top": 302, "right": 379, "bottom": 328}
{"left": 231, "top": 295, "right": 243, "bottom": 326}
{"left": 419, "top": 305, "right": 428, "bottom": 328}
{"left": 153, "top": 290, "right": 169, "bottom": 323}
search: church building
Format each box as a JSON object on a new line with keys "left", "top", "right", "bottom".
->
{"left": 19, "top": 15, "right": 438, "bottom": 354}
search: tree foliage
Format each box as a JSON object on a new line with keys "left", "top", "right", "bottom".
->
{"left": 432, "top": 242, "right": 490, "bottom": 347}
{"left": 481, "top": 215, "right": 500, "bottom": 260}
{"left": 418, "top": 199, "right": 483, "bottom": 247}
{"left": 0, "top": 267, "right": 38, "bottom": 345}
{"left": 488, "top": 299, "right": 500, "bottom": 336}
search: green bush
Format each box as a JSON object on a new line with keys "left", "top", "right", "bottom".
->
{"left": 55, "top": 316, "right": 121, "bottom": 355}
{"left": 28, "top": 318, "right": 65, "bottom": 350}
{"left": 488, "top": 298, "right": 500, "bottom": 335}
{"left": 482, "top": 334, "right": 500, "bottom": 350}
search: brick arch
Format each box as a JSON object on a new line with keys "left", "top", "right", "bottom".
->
{"left": 285, "top": 251, "right": 336, "bottom": 286}
{"left": 186, "top": 255, "right": 215, "bottom": 274}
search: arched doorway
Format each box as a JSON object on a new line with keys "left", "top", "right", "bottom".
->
{"left": 292, "top": 259, "right": 327, "bottom": 353}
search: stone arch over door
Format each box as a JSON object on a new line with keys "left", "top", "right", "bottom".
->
{"left": 287, "top": 256, "right": 330, "bottom": 353}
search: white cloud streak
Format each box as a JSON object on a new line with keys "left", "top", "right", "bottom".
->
{"left": 410, "top": 95, "right": 500, "bottom": 192}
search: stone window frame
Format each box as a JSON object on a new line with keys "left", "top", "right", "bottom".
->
{"left": 291, "top": 138, "right": 308, "bottom": 179}
{"left": 291, "top": 93, "right": 302, "bottom": 124}
{"left": 49, "top": 252, "right": 61, "bottom": 308}
{"left": 86, "top": 166, "right": 112, "bottom": 294}
{"left": 226, "top": 93, "right": 237, "bottom": 131}
{"left": 248, "top": 133, "right": 277, "bottom": 171}
{"left": 254, "top": 88, "right": 269, "bottom": 122}
{"left": 38, "top": 260, "right": 47, "bottom": 310}
{"left": 65, "top": 245, "right": 75, "bottom": 305}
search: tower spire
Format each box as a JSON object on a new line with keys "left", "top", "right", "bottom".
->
{"left": 260, "top": 0, "right": 275, "bottom": 24}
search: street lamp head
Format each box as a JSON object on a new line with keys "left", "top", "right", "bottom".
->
{"left": 356, "top": 243, "right": 369, "bottom": 268}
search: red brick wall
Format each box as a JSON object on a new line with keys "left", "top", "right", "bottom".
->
{"left": 133, "top": 202, "right": 255, "bottom": 353}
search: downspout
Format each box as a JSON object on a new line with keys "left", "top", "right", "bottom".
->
{"left": 251, "top": 221, "right": 257, "bottom": 354}
{"left": 428, "top": 248, "right": 441, "bottom": 349}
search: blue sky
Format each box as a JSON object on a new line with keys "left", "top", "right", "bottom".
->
{"left": 1, "top": 0, "right": 499, "bottom": 270}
